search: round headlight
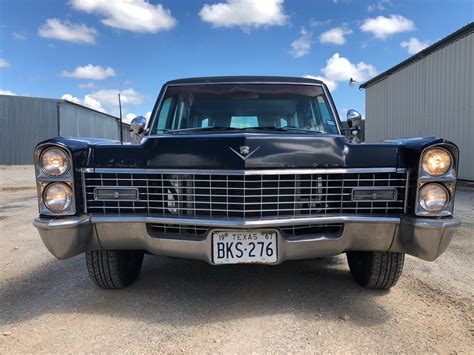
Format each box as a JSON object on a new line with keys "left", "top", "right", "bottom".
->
{"left": 419, "top": 183, "right": 449, "bottom": 213}
{"left": 40, "top": 147, "right": 70, "bottom": 176}
{"left": 43, "top": 183, "right": 73, "bottom": 212}
{"left": 422, "top": 148, "right": 452, "bottom": 177}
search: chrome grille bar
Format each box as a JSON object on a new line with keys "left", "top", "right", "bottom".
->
{"left": 83, "top": 169, "right": 409, "bottom": 219}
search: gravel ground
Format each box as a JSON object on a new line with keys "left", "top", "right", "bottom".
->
{"left": 0, "top": 166, "right": 473, "bottom": 353}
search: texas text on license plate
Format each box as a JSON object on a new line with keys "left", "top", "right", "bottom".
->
{"left": 212, "top": 230, "right": 278, "bottom": 264}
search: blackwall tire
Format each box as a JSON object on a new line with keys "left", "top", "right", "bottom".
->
{"left": 347, "top": 251, "right": 404, "bottom": 289}
{"left": 85, "top": 250, "right": 144, "bottom": 289}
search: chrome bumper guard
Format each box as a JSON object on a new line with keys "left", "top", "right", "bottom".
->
{"left": 33, "top": 216, "right": 460, "bottom": 262}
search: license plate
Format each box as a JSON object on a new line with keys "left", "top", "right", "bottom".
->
{"left": 212, "top": 230, "right": 278, "bottom": 264}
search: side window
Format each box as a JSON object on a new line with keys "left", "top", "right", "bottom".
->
{"left": 201, "top": 118, "right": 209, "bottom": 127}
{"left": 156, "top": 97, "right": 173, "bottom": 131}
{"left": 317, "top": 95, "right": 337, "bottom": 133}
{"left": 279, "top": 118, "right": 288, "bottom": 127}
{"left": 171, "top": 99, "right": 186, "bottom": 129}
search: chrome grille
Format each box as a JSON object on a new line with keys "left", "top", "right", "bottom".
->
{"left": 146, "top": 223, "right": 344, "bottom": 241}
{"left": 83, "top": 169, "right": 408, "bottom": 219}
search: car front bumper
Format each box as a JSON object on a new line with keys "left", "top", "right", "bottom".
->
{"left": 33, "top": 215, "right": 460, "bottom": 262}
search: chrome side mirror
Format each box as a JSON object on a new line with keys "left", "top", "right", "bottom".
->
{"left": 346, "top": 109, "right": 362, "bottom": 130}
{"left": 130, "top": 116, "right": 146, "bottom": 143}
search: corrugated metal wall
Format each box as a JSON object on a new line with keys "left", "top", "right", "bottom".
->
{"left": 60, "top": 102, "right": 120, "bottom": 139}
{"left": 365, "top": 32, "right": 473, "bottom": 180}
{"left": 0, "top": 95, "right": 130, "bottom": 164}
{"left": 0, "top": 96, "right": 59, "bottom": 164}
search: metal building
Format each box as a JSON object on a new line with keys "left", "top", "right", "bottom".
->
{"left": 0, "top": 95, "right": 130, "bottom": 164}
{"left": 361, "top": 22, "right": 474, "bottom": 181}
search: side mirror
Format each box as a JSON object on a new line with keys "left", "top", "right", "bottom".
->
{"left": 130, "top": 116, "right": 146, "bottom": 143}
{"left": 346, "top": 109, "right": 362, "bottom": 130}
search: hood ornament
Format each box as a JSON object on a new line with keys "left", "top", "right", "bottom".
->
{"left": 229, "top": 146, "right": 260, "bottom": 161}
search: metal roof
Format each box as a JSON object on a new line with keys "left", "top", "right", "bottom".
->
{"left": 360, "top": 22, "right": 474, "bottom": 89}
{"left": 0, "top": 94, "right": 130, "bottom": 126}
{"left": 166, "top": 76, "right": 324, "bottom": 85}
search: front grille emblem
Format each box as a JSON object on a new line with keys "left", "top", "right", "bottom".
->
{"left": 229, "top": 146, "right": 260, "bottom": 161}
{"left": 240, "top": 146, "right": 250, "bottom": 155}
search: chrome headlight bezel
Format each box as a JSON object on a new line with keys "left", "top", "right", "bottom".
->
{"left": 34, "top": 143, "right": 76, "bottom": 216}
{"left": 415, "top": 143, "right": 457, "bottom": 217}
{"left": 39, "top": 147, "right": 71, "bottom": 177}
{"left": 421, "top": 147, "right": 453, "bottom": 178}
{"left": 42, "top": 182, "right": 74, "bottom": 213}
{"left": 418, "top": 183, "right": 449, "bottom": 213}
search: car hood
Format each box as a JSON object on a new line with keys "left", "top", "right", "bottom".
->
{"left": 90, "top": 133, "right": 402, "bottom": 169}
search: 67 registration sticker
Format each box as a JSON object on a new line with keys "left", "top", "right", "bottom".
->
{"left": 212, "top": 230, "right": 278, "bottom": 264}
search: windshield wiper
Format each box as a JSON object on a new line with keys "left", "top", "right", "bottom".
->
{"left": 164, "top": 126, "right": 240, "bottom": 133}
{"left": 242, "top": 126, "right": 324, "bottom": 133}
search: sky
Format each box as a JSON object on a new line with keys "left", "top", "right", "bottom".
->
{"left": 0, "top": 0, "right": 473, "bottom": 123}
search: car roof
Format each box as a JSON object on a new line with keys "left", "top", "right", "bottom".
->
{"left": 165, "top": 76, "right": 324, "bottom": 86}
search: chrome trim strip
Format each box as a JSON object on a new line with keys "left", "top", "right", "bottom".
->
{"left": 418, "top": 173, "right": 457, "bottom": 183}
{"left": 83, "top": 167, "right": 405, "bottom": 175}
{"left": 81, "top": 169, "right": 87, "bottom": 214}
{"left": 90, "top": 215, "right": 401, "bottom": 228}
{"left": 404, "top": 170, "right": 410, "bottom": 214}
{"left": 166, "top": 81, "right": 324, "bottom": 87}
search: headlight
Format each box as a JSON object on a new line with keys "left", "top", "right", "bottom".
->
{"left": 419, "top": 183, "right": 449, "bottom": 213}
{"left": 422, "top": 148, "right": 452, "bottom": 177}
{"left": 40, "top": 147, "right": 70, "bottom": 176}
{"left": 43, "top": 183, "right": 73, "bottom": 212}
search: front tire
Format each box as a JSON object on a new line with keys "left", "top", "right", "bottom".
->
{"left": 347, "top": 251, "right": 404, "bottom": 289}
{"left": 86, "top": 250, "right": 144, "bottom": 289}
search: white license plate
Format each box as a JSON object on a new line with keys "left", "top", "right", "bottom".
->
{"left": 212, "top": 230, "right": 278, "bottom": 264}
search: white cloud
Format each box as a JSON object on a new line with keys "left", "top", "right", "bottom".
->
{"left": 322, "top": 53, "right": 377, "bottom": 82}
{"left": 290, "top": 28, "right": 312, "bottom": 58}
{"left": 61, "top": 94, "right": 81, "bottom": 104}
{"left": 61, "top": 64, "right": 116, "bottom": 80}
{"left": 125, "top": 113, "right": 137, "bottom": 123}
{"left": 78, "top": 82, "right": 96, "bottom": 89}
{"left": 368, "top": 0, "right": 392, "bottom": 12}
{"left": 83, "top": 95, "right": 105, "bottom": 112}
{"left": 199, "top": 0, "right": 288, "bottom": 30}
{"left": 90, "top": 88, "right": 144, "bottom": 107}
{"left": 0, "top": 58, "right": 10, "bottom": 68}
{"left": 0, "top": 89, "right": 16, "bottom": 95}
{"left": 309, "top": 19, "right": 331, "bottom": 27}
{"left": 145, "top": 111, "right": 152, "bottom": 121}
{"left": 401, "top": 37, "right": 429, "bottom": 55}
{"left": 12, "top": 32, "right": 27, "bottom": 40}
{"left": 61, "top": 93, "right": 106, "bottom": 112}
{"left": 71, "top": 0, "right": 176, "bottom": 33}
{"left": 305, "top": 53, "right": 377, "bottom": 92}
{"left": 304, "top": 75, "right": 337, "bottom": 92}
{"left": 360, "top": 15, "right": 415, "bottom": 39}
{"left": 38, "top": 18, "right": 97, "bottom": 44}
{"left": 319, "top": 26, "right": 352, "bottom": 45}
{"left": 63, "top": 88, "right": 145, "bottom": 117}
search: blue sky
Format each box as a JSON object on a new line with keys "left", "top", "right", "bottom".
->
{"left": 0, "top": 0, "right": 472, "bottom": 122}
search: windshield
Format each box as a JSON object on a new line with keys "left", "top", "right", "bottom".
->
{"left": 149, "top": 84, "right": 339, "bottom": 135}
